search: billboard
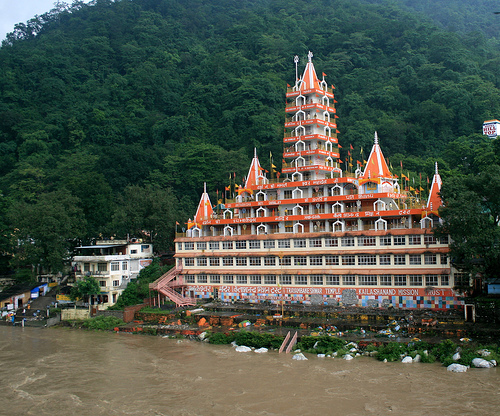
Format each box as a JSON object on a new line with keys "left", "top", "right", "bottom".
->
{"left": 483, "top": 120, "right": 500, "bottom": 138}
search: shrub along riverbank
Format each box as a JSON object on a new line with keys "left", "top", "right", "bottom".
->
{"left": 62, "top": 314, "right": 499, "bottom": 368}
{"left": 206, "top": 331, "right": 500, "bottom": 368}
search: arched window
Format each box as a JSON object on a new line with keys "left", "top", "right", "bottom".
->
{"left": 333, "top": 220, "right": 345, "bottom": 232}
{"left": 332, "top": 202, "right": 344, "bottom": 213}
{"left": 375, "top": 218, "right": 387, "bottom": 231}
{"left": 374, "top": 199, "right": 386, "bottom": 211}
{"left": 257, "top": 224, "right": 268, "bottom": 235}
{"left": 293, "top": 222, "right": 304, "bottom": 233}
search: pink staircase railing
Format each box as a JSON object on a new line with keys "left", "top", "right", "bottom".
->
{"left": 279, "top": 331, "right": 291, "bottom": 353}
{"left": 279, "top": 331, "right": 298, "bottom": 354}
{"left": 286, "top": 332, "right": 298, "bottom": 353}
{"left": 149, "top": 266, "right": 196, "bottom": 308}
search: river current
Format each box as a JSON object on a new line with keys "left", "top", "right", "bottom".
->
{"left": 1, "top": 326, "right": 499, "bottom": 416}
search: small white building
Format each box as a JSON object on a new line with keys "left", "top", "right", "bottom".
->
{"left": 72, "top": 240, "right": 153, "bottom": 308}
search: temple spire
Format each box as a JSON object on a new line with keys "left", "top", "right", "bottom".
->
{"left": 361, "top": 132, "right": 392, "bottom": 179}
{"left": 426, "top": 162, "right": 443, "bottom": 211}
{"left": 298, "top": 51, "right": 321, "bottom": 90}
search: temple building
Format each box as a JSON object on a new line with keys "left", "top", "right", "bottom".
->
{"left": 150, "top": 52, "right": 462, "bottom": 310}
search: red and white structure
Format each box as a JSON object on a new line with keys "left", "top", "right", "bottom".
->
{"left": 151, "top": 53, "right": 462, "bottom": 310}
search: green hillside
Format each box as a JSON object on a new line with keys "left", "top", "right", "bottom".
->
{"left": 1, "top": 0, "right": 499, "bottom": 278}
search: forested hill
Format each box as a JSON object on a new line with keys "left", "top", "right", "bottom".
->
{"left": 1, "top": 0, "right": 500, "bottom": 275}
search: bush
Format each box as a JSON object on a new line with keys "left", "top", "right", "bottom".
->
{"left": 297, "top": 336, "right": 346, "bottom": 354}
{"left": 208, "top": 331, "right": 284, "bottom": 348}
{"left": 376, "top": 343, "right": 408, "bottom": 362}
{"left": 233, "top": 331, "right": 284, "bottom": 349}
{"left": 81, "top": 315, "right": 124, "bottom": 330}
{"left": 208, "top": 332, "right": 235, "bottom": 345}
{"left": 430, "top": 339, "right": 457, "bottom": 362}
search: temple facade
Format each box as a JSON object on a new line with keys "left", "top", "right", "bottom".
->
{"left": 151, "top": 53, "right": 462, "bottom": 310}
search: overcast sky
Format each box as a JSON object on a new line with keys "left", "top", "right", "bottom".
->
{"left": 0, "top": 0, "right": 91, "bottom": 41}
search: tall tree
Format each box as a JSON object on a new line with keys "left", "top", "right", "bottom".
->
{"left": 9, "top": 189, "right": 86, "bottom": 277}
{"left": 111, "top": 184, "right": 179, "bottom": 252}
{"left": 435, "top": 165, "right": 500, "bottom": 289}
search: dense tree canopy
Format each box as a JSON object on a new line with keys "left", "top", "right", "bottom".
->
{"left": 1, "top": 0, "right": 500, "bottom": 279}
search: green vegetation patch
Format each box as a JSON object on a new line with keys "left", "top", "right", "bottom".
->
{"left": 81, "top": 315, "right": 125, "bottom": 331}
{"left": 296, "top": 335, "right": 347, "bottom": 355}
{"left": 207, "top": 331, "right": 284, "bottom": 349}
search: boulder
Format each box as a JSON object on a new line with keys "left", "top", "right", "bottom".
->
{"left": 235, "top": 346, "right": 252, "bottom": 352}
{"left": 254, "top": 348, "right": 268, "bottom": 354}
{"left": 343, "top": 354, "right": 354, "bottom": 361}
{"left": 317, "top": 354, "right": 326, "bottom": 358}
{"left": 472, "top": 358, "right": 494, "bottom": 368}
{"left": 292, "top": 353, "right": 308, "bottom": 361}
{"left": 413, "top": 354, "right": 421, "bottom": 363}
{"left": 447, "top": 363, "right": 468, "bottom": 373}
{"left": 401, "top": 356, "right": 413, "bottom": 363}
{"left": 198, "top": 331, "right": 208, "bottom": 341}
{"left": 452, "top": 352, "right": 461, "bottom": 361}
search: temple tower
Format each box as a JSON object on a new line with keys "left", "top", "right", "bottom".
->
{"left": 283, "top": 52, "right": 340, "bottom": 181}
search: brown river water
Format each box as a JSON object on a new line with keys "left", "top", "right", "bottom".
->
{"left": 1, "top": 326, "right": 500, "bottom": 416}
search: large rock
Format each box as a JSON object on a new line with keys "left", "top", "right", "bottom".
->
{"left": 452, "top": 352, "right": 461, "bottom": 361}
{"left": 401, "top": 356, "right": 413, "bottom": 363}
{"left": 292, "top": 353, "right": 308, "bottom": 360}
{"left": 447, "top": 364, "right": 468, "bottom": 373}
{"left": 254, "top": 348, "right": 268, "bottom": 354}
{"left": 235, "top": 346, "right": 252, "bottom": 352}
{"left": 343, "top": 354, "right": 354, "bottom": 361}
{"left": 472, "top": 358, "right": 494, "bottom": 368}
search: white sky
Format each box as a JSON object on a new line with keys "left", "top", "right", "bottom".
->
{"left": 0, "top": 0, "right": 91, "bottom": 41}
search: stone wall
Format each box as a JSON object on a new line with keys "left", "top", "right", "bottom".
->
{"left": 61, "top": 308, "right": 90, "bottom": 320}
{"left": 124, "top": 304, "right": 147, "bottom": 322}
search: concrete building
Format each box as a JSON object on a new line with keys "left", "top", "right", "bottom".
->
{"left": 73, "top": 240, "right": 153, "bottom": 308}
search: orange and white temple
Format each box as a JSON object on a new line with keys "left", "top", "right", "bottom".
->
{"left": 151, "top": 52, "right": 461, "bottom": 310}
